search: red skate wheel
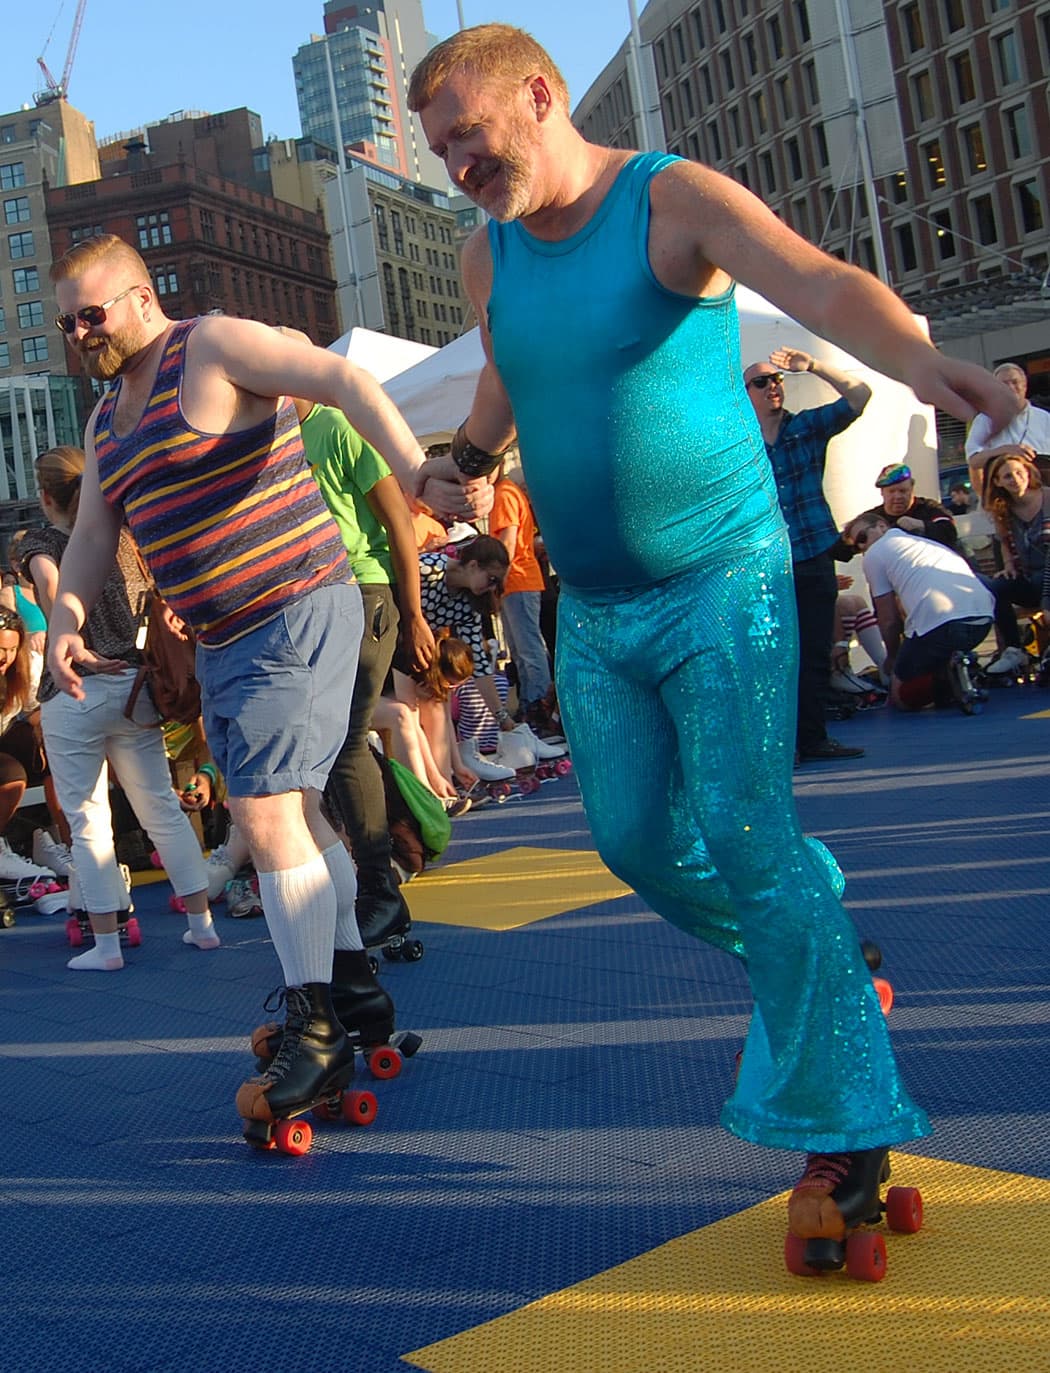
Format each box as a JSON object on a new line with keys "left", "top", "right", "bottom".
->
{"left": 342, "top": 1089, "right": 377, "bottom": 1126}
{"left": 66, "top": 918, "right": 83, "bottom": 948}
{"left": 150, "top": 850, "right": 163, "bottom": 868}
{"left": 555, "top": 759, "right": 572, "bottom": 776}
{"left": 124, "top": 917, "right": 142, "bottom": 948}
{"left": 783, "top": 1232, "right": 823, "bottom": 1277}
{"left": 366, "top": 1046, "right": 402, "bottom": 1081}
{"left": 845, "top": 1229, "right": 887, "bottom": 1282}
{"left": 885, "top": 1186, "right": 923, "bottom": 1233}
{"left": 169, "top": 894, "right": 187, "bottom": 914}
{"left": 873, "top": 977, "right": 894, "bottom": 1016}
{"left": 521, "top": 776, "right": 541, "bottom": 795}
{"left": 274, "top": 1119, "right": 312, "bottom": 1155}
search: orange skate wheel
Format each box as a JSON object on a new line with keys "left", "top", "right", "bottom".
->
{"left": 845, "top": 1229, "right": 886, "bottom": 1282}
{"left": 873, "top": 977, "right": 894, "bottom": 1015}
{"left": 274, "top": 1119, "right": 313, "bottom": 1155}
{"left": 783, "top": 1232, "right": 823, "bottom": 1277}
{"left": 312, "top": 1098, "right": 343, "bottom": 1123}
{"left": 366, "top": 1046, "right": 402, "bottom": 1081}
{"left": 885, "top": 1185, "right": 923, "bottom": 1233}
{"left": 342, "top": 1089, "right": 378, "bottom": 1126}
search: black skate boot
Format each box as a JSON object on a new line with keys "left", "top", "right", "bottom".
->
{"left": 237, "top": 983, "right": 357, "bottom": 1148}
{"left": 355, "top": 865, "right": 412, "bottom": 949}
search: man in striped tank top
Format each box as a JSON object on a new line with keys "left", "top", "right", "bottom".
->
{"left": 44, "top": 233, "right": 477, "bottom": 1147}
{"left": 408, "top": 25, "right": 1022, "bottom": 1266}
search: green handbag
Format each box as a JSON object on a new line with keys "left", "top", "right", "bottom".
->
{"left": 385, "top": 755, "right": 452, "bottom": 858}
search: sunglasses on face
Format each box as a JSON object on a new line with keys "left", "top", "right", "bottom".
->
{"left": 748, "top": 372, "right": 784, "bottom": 390}
{"left": 54, "top": 284, "right": 146, "bottom": 335}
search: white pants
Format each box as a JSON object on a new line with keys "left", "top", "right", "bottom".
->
{"left": 41, "top": 670, "right": 207, "bottom": 914}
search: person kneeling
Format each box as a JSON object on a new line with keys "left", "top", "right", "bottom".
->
{"left": 844, "top": 514, "right": 994, "bottom": 714}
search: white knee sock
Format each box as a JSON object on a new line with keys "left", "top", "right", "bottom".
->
{"left": 68, "top": 931, "right": 123, "bottom": 972}
{"left": 256, "top": 855, "right": 337, "bottom": 986}
{"left": 322, "top": 841, "right": 363, "bottom": 952}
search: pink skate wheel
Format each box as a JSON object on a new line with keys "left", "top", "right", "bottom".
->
{"left": 169, "top": 894, "right": 187, "bottom": 914}
{"left": 29, "top": 881, "right": 48, "bottom": 901}
{"left": 274, "top": 1119, "right": 312, "bottom": 1155}
{"left": 342, "top": 1089, "right": 378, "bottom": 1126}
{"left": 555, "top": 759, "right": 573, "bottom": 776}
{"left": 150, "top": 850, "right": 162, "bottom": 868}
{"left": 885, "top": 1186, "right": 923, "bottom": 1233}
{"left": 66, "top": 917, "right": 83, "bottom": 948}
{"left": 845, "top": 1229, "right": 886, "bottom": 1282}
{"left": 124, "top": 917, "right": 142, "bottom": 948}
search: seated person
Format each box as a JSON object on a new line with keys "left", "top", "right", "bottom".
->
{"left": 965, "top": 362, "right": 1050, "bottom": 499}
{"left": 385, "top": 631, "right": 477, "bottom": 814}
{"left": 0, "top": 607, "right": 61, "bottom": 887}
{"left": 833, "top": 463, "right": 958, "bottom": 560}
{"left": 976, "top": 451, "right": 1050, "bottom": 677}
{"left": 947, "top": 479, "right": 975, "bottom": 516}
{"left": 844, "top": 513, "right": 993, "bottom": 713}
{"left": 830, "top": 574, "right": 887, "bottom": 694}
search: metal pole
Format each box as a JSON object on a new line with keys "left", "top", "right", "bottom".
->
{"left": 323, "top": 36, "right": 363, "bottom": 328}
{"left": 831, "top": 0, "right": 890, "bottom": 284}
{"left": 456, "top": 1, "right": 466, "bottom": 29}
{"left": 626, "top": 0, "right": 665, "bottom": 153}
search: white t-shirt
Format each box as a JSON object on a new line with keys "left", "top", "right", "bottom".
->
{"left": 965, "top": 402, "right": 1050, "bottom": 459}
{"left": 863, "top": 528, "right": 994, "bottom": 638}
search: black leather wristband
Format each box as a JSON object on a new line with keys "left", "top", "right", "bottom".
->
{"left": 451, "top": 421, "right": 505, "bottom": 478}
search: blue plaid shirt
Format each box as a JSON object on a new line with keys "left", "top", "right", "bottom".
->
{"left": 763, "top": 397, "right": 860, "bottom": 562}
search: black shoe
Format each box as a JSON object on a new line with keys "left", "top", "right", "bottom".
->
{"left": 237, "top": 983, "right": 356, "bottom": 1125}
{"left": 798, "top": 737, "right": 865, "bottom": 762}
{"left": 252, "top": 950, "right": 395, "bottom": 1065}
{"left": 355, "top": 865, "right": 411, "bottom": 948}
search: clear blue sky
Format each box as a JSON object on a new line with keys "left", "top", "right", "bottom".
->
{"left": 0, "top": 1, "right": 626, "bottom": 145}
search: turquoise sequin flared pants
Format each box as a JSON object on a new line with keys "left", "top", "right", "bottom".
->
{"left": 556, "top": 540, "right": 931, "bottom": 1153}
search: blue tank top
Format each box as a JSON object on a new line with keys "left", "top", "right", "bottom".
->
{"left": 487, "top": 151, "right": 784, "bottom": 592}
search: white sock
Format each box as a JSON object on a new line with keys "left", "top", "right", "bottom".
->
{"left": 68, "top": 932, "right": 123, "bottom": 972}
{"left": 256, "top": 855, "right": 337, "bottom": 986}
{"left": 322, "top": 841, "right": 363, "bottom": 952}
{"left": 183, "top": 910, "right": 220, "bottom": 950}
{"left": 853, "top": 611, "right": 886, "bottom": 672}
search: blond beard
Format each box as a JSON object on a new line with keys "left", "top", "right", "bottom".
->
{"left": 469, "top": 119, "right": 540, "bottom": 223}
{"left": 78, "top": 322, "right": 145, "bottom": 380}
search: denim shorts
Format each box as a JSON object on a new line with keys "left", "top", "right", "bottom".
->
{"left": 196, "top": 581, "right": 363, "bottom": 798}
{"left": 894, "top": 616, "right": 992, "bottom": 681}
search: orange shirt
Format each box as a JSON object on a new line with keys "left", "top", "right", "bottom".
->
{"left": 412, "top": 509, "right": 450, "bottom": 552}
{"left": 490, "top": 479, "right": 544, "bottom": 593}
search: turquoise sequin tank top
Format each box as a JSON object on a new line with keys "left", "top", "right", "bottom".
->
{"left": 487, "top": 151, "right": 785, "bottom": 593}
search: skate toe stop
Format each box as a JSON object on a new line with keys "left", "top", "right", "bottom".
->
{"left": 235, "top": 1078, "right": 274, "bottom": 1122}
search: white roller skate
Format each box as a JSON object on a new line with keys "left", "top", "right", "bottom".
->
{"left": 493, "top": 730, "right": 544, "bottom": 795}
{"left": 460, "top": 736, "right": 517, "bottom": 802}
{"left": 507, "top": 722, "right": 567, "bottom": 760}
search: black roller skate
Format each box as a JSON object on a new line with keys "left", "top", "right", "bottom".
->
{"left": 237, "top": 982, "right": 374, "bottom": 1155}
{"left": 785, "top": 1147, "right": 923, "bottom": 1282}
{"left": 355, "top": 866, "right": 424, "bottom": 971}
{"left": 250, "top": 950, "right": 422, "bottom": 1082}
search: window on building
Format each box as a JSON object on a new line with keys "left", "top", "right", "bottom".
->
{"left": 0, "top": 127, "right": 15, "bottom": 145}
{"left": 769, "top": 15, "right": 784, "bottom": 59}
{"left": 795, "top": 1, "right": 810, "bottom": 42}
{"left": 912, "top": 71, "right": 934, "bottom": 122}
{"left": 777, "top": 77, "right": 793, "bottom": 121}
{"left": 923, "top": 139, "right": 947, "bottom": 190}
{"left": 654, "top": 37, "right": 668, "bottom": 82}
{"left": 901, "top": 4, "right": 925, "bottom": 51}
{"left": 0, "top": 163, "right": 26, "bottom": 190}
{"left": 994, "top": 31, "right": 1021, "bottom": 85}
{"left": 8, "top": 230, "right": 34, "bottom": 259}
{"left": 700, "top": 65, "right": 713, "bottom": 104}
{"left": 16, "top": 301, "right": 44, "bottom": 328}
{"left": 0, "top": 307, "right": 5, "bottom": 332}
{"left": 752, "top": 91, "right": 768, "bottom": 135}
{"left": 21, "top": 335, "right": 48, "bottom": 364}
{"left": 691, "top": 6, "right": 706, "bottom": 49}
{"left": 962, "top": 124, "right": 987, "bottom": 175}
{"left": 374, "top": 202, "right": 388, "bottom": 252}
{"left": 200, "top": 210, "right": 215, "bottom": 243}
{"left": 136, "top": 212, "right": 172, "bottom": 249}
{"left": 814, "top": 123, "right": 829, "bottom": 168}
{"left": 154, "top": 266, "right": 179, "bottom": 296}
{"left": 895, "top": 222, "right": 918, "bottom": 272}
{"left": 1004, "top": 105, "right": 1032, "bottom": 159}
{"left": 70, "top": 224, "right": 104, "bottom": 243}
{"left": 0, "top": 341, "right": 9, "bottom": 368}
{"left": 787, "top": 137, "right": 803, "bottom": 180}
{"left": 760, "top": 152, "right": 776, "bottom": 194}
{"left": 681, "top": 77, "right": 696, "bottom": 121}
{"left": 3, "top": 197, "right": 30, "bottom": 225}
{"left": 971, "top": 195, "right": 998, "bottom": 245}
{"left": 892, "top": 171, "right": 908, "bottom": 205}
{"left": 792, "top": 197, "right": 810, "bottom": 238}
{"left": 672, "top": 22, "right": 686, "bottom": 63}
{"left": 12, "top": 267, "right": 38, "bottom": 293}
{"left": 708, "top": 120, "right": 723, "bottom": 162}
{"left": 729, "top": 106, "right": 742, "bottom": 147}
{"left": 804, "top": 61, "right": 818, "bottom": 105}
{"left": 720, "top": 50, "right": 735, "bottom": 91}
{"left": 713, "top": 0, "right": 726, "bottom": 32}
{"left": 736, "top": 163, "right": 751, "bottom": 191}
{"left": 932, "top": 210, "right": 956, "bottom": 259}
{"left": 744, "top": 33, "right": 758, "bottom": 76}
{"left": 1017, "top": 178, "right": 1044, "bottom": 232}
{"left": 943, "top": 0, "right": 964, "bottom": 30}
{"left": 951, "top": 52, "right": 976, "bottom": 104}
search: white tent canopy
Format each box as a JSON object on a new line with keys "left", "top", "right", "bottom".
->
{"left": 327, "top": 326, "right": 435, "bottom": 383}
{"left": 381, "top": 287, "right": 940, "bottom": 529}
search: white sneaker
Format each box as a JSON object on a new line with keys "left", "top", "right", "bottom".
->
{"left": 984, "top": 646, "right": 1028, "bottom": 675}
{"left": 205, "top": 846, "right": 236, "bottom": 902}
{"left": 509, "top": 722, "right": 567, "bottom": 759}
{"left": 32, "top": 829, "right": 74, "bottom": 877}
{"left": 35, "top": 889, "right": 70, "bottom": 916}
{"left": 0, "top": 838, "right": 55, "bottom": 885}
{"left": 460, "top": 736, "right": 516, "bottom": 781}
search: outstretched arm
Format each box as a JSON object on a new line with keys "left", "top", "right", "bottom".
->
{"left": 768, "top": 346, "right": 871, "bottom": 415}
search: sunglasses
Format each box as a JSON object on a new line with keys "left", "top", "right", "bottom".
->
{"left": 748, "top": 372, "right": 784, "bottom": 390}
{"left": 54, "top": 284, "right": 146, "bottom": 335}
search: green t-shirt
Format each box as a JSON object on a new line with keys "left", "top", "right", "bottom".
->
{"left": 300, "top": 403, "right": 395, "bottom": 585}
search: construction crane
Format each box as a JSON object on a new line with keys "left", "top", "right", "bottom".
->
{"left": 34, "top": 0, "right": 88, "bottom": 106}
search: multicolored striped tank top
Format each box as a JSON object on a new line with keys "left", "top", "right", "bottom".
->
{"left": 94, "top": 319, "right": 349, "bottom": 645}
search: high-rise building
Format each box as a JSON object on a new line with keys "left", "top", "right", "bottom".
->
{"left": 574, "top": 0, "right": 1050, "bottom": 403}
{"left": 293, "top": 1, "right": 446, "bottom": 188}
